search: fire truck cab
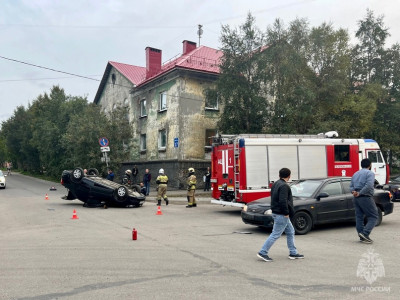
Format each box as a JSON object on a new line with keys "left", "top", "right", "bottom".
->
{"left": 211, "top": 133, "right": 389, "bottom": 207}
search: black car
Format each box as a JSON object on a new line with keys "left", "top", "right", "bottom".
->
{"left": 389, "top": 174, "right": 400, "bottom": 185}
{"left": 241, "top": 177, "right": 393, "bottom": 235}
{"left": 61, "top": 167, "right": 145, "bottom": 207}
{"left": 388, "top": 175, "right": 400, "bottom": 201}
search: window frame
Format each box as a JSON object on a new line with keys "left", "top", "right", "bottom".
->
{"left": 140, "top": 134, "right": 147, "bottom": 152}
{"left": 158, "top": 129, "right": 167, "bottom": 150}
{"left": 140, "top": 99, "right": 147, "bottom": 117}
{"left": 205, "top": 95, "right": 219, "bottom": 110}
{"left": 321, "top": 181, "right": 343, "bottom": 196}
{"left": 159, "top": 91, "right": 167, "bottom": 112}
{"left": 334, "top": 145, "right": 350, "bottom": 162}
{"left": 204, "top": 129, "right": 216, "bottom": 152}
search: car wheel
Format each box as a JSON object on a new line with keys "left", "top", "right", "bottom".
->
{"left": 113, "top": 186, "right": 128, "bottom": 202}
{"left": 293, "top": 211, "right": 313, "bottom": 235}
{"left": 375, "top": 207, "right": 383, "bottom": 226}
{"left": 87, "top": 168, "right": 99, "bottom": 176}
{"left": 71, "top": 167, "right": 84, "bottom": 183}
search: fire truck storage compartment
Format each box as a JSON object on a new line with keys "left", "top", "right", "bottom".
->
{"left": 245, "top": 143, "right": 328, "bottom": 189}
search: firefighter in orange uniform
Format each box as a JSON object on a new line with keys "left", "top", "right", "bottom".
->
{"left": 186, "top": 168, "right": 197, "bottom": 208}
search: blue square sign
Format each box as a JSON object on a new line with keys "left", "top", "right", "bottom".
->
{"left": 174, "top": 138, "right": 179, "bottom": 148}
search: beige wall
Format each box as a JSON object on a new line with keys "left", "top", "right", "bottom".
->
{"left": 132, "top": 74, "right": 218, "bottom": 162}
{"left": 97, "top": 68, "right": 133, "bottom": 115}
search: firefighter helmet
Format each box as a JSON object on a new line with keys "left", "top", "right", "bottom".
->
{"left": 125, "top": 169, "right": 132, "bottom": 175}
{"left": 188, "top": 167, "right": 195, "bottom": 173}
{"left": 159, "top": 168, "right": 164, "bottom": 174}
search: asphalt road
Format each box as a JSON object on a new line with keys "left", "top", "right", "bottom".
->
{"left": 1, "top": 173, "right": 399, "bottom": 300}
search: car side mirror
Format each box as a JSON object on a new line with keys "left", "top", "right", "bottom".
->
{"left": 317, "top": 192, "right": 329, "bottom": 200}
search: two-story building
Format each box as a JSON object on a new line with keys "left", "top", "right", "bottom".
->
{"left": 94, "top": 40, "right": 223, "bottom": 188}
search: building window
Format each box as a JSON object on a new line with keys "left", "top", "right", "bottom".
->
{"left": 140, "top": 99, "right": 147, "bottom": 117}
{"left": 159, "top": 91, "right": 167, "bottom": 111}
{"left": 140, "top": 134, "right": 146, "bottom": 151}
{"left": 334, "top": 145, "right": 350, "bottom": 161}
{"left": 205, "top": 129, "right": 216, "bottom": 152}
{"left": 158, "top": 129, "right": 167, "bottom": 150}
{"left": 205, "top": 95, "right": 219, "bottom": 110}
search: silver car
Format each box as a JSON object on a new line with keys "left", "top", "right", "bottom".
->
{"left": 0, "top": 170, "right": 6, "bottom": 189}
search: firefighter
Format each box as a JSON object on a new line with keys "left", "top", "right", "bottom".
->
{"left": 156, "top": 168, "right": 169, "bottom": 206}
{"left": 122, "top": 169, "right": 133, "bottom": 187}
{"left": 186, "top": 167, "right": 197, "bottom": 208}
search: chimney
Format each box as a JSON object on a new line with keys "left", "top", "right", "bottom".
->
{"left": 145, "top": 47, "right": 162, "bottom": 79}
{"left": 182, "top": 40, "right": 196, "bottom": 55}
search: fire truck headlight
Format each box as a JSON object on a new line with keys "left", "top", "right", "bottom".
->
{"left": 263, "top": 209, "right": 272, "bottom": 215}
{"left": 243, "top": 205, "right": 248, "bottom": 212}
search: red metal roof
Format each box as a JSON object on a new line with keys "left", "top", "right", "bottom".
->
{"left": 108, "top": 61, "right": 146, "bottom": 86}
{"left": 109, "top": 45, "right": 222, "bottom": 87}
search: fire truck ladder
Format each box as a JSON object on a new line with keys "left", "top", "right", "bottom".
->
{"left": 233, "top": 139, "right": 240, "bottom": 200}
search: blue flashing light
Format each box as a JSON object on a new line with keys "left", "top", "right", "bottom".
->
{"left": 239, "top": 138, "right": 245, "bottom": 148}
{"left": 364, "top": 139, "right": 376, "bottom": 143}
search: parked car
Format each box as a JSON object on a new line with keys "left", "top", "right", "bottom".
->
{"left": 383, "top": 174, "right": 400, "bottom": 201}
{"left": 0, "top": 170, "right": 6, "bottom": 189}
{"left": 389, "top": 174, "right": 400, "bottom": 185}
{"left": 241, "top": 177, "right": 393, "bottom": 235}
{"left": 61, "top": 167, "right": 145, "bottom": 207}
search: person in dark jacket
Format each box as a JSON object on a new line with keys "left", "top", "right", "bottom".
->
{"left": 132, "top": 165, "right": 139, "bottom": 184}
{"left": 143, "top": 169, "right": 151, "bottom": 196}
{"left": 204, "top": 167, "right": 211, "bottom": 191}
{"left": 257, "top": 168, "right": 304, "bottom": 262}
{"left": 106, "top": 169, "right": 115, "bottom": 181}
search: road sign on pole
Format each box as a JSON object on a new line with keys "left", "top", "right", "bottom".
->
{"left": 99, "top": 137, "right": 109, "bottom": 147}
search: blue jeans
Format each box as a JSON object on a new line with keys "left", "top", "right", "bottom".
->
{"left": 259, "top": 214, "right": 298, "bottom": 256}
{"left": 353, "top": 196, "right": 378, "bottom": 236}
{"left": 144, "top": 182, "right": 150, "bottom": 195}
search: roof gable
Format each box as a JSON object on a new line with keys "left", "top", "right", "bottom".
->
{"left": 109, "top": 61, "right": 146, "bottom": 85}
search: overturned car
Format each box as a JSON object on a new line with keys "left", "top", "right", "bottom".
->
{"left": 61, "top": 167, "right": 145, "bottom": 207}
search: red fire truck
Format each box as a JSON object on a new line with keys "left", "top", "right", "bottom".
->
{"left": 210, "top": 132, "right": 389, "bottom": 207}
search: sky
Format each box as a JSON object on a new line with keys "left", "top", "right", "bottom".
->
{"left": 1, "top": 0, "right": 400, "bottom": 126}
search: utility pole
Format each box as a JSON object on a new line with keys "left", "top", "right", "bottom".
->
{"left": 197, "top": 24, "right": 203, "bottom": 46}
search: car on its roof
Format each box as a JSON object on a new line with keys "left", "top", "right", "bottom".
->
{"left": 241, "top": 177, "right": 393, "bottom": 235}
{"left": 0, "top": 170, "right": 6, "bottom": 189}
{"left": 61, "top": 167, "right": 145, "bottom": 207}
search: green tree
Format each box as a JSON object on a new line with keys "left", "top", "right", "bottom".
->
{"left": 352, "top": 9, "right": 390, "bottom": 84}
{"left": 264, "top": 18, "right": 317, "bottom": 134}
{"left": 1, "top": 106, "right": 39, "bottom": 171}
{"left": 307, "top": 23, "right": 352, "bottom": 133}
{"left": 209, "top": 13, "right": 270, "bottom": 133}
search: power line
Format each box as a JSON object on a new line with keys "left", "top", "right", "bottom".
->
{"left": 0, "top": 75, "right": 101, "bottom": 83}
{"left": 0, "top": 55, "right": 214, "bottom": 103}
{"left": 0, "top": 24, "right": 193, "bottom": 29}
{"left": 0, "top": 55, "right": 100, "bottom": 82}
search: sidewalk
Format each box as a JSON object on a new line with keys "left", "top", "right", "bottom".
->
{"left": 145, "top": 188, "right": 213, "bottom": 205}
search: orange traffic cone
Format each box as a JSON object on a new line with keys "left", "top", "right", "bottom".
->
{"left": 71, "top": 209, "right": 79, "bottom": 219}
{"left": 45, "top": 194, "right": 49, "bottom": 200}
{"left": 156, "top": 206, "right": 163, "bottom": 215}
